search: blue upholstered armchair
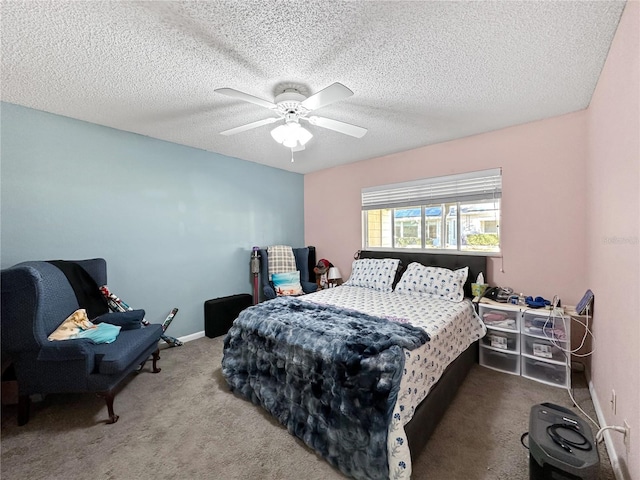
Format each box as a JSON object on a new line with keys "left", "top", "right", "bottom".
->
{"left": 258, "top": 247, "right": 318, "bottom": 300}
{"left": 0, "top": 258, "right": 164, "bottom": 425}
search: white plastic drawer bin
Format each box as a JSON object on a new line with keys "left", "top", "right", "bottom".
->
{"left": 479, "top": 304, "right": 519, "bottom": 331}
{"left": 481, "top": 330, "right": 520, "bottom": 353}
{"left": 480, "top": 347, "right": 520, "bottom": 375}
{"left": 522, "top": 336, "right": 567, "bottom": 363}
{"left": 522, "top": 357, "right": 569, "bottom": 388}
{"left": 522, "top": 311, "right": 568, "bottom": 340}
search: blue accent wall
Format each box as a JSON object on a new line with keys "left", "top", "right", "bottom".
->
{"left": 1, "top": 102, "right": 304, "bottom": 338}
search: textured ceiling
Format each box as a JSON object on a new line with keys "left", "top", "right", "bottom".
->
{"left": 1, "top": 1, "right": 626, "bottom": 174}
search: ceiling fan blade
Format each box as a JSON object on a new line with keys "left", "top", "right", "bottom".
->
{"left": 215, "top": 88, "right": 277, "bottom": 110}
{"left": 220, "top": 117, "right": 279, "bottom": 136}
{"left": 301, "top": 83, "right": 353, "bottom": 111}
{"left": 305, "top": 116, "right": 367, "bottom": 138}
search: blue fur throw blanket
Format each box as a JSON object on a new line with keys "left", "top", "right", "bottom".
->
{"left": 222, "top": 296, "right": 430, "bottom": 480}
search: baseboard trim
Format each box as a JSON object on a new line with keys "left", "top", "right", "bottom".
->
{"left": 586, "top": 370, "right": 624, "bottom": 480}
{"left": 179, "top": 330, "right": 205, "bottom": 343}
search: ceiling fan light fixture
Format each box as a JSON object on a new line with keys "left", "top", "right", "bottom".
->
{"left": 217, "top": 82, "right": 366, "bottom": 157}
{"left": 295, "top": 124, "right": 313, "bottom": 146}
{"left": 270, "top": 122, "right": 313, "bottom": 148}
{"left": 283, "top": 136, "right": 298, "bottom": 149}
{"left": 270, "top": 124, "right": 288, "bottom": 144}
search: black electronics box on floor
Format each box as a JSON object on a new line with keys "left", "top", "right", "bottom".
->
{"left": 204, "top": 294, "right": 253, "bottom": 338}
{"left": 529, "top": 402, "right": 599, "bottom": 480}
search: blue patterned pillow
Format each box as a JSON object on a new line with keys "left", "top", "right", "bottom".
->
{"left": 395, "top": 262, "right": 469, "bottom": 302}
{"left": 344, "top": 258, "right": 400, "bottom": 292}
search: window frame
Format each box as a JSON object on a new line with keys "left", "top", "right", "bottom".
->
{"left": 361, "top": 169, "right": 502, "bottom": 256}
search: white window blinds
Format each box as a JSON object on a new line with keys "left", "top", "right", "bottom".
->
{"left": 361, "top": 168, "right": 502, "bottom": 210}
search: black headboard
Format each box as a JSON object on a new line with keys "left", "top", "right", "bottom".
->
{"left": 358, "top": 250, "right": 487, "bottom": 299}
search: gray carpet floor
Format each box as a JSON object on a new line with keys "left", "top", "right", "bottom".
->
{"left": 1, "top": 336, "right": 613, "bottom": 480}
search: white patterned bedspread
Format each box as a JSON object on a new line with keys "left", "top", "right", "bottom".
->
{"left": 301, "top": 285, "right": 486, "bottom": 479}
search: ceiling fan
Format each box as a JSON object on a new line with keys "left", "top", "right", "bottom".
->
{"left": 214, "top": 82, "right": 367, "bottom": 152}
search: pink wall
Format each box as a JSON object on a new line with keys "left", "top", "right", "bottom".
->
{"left": 306, "top": 3, "right": 638, "bottom": 476}
{"left": 587, "top": 1, "right": 639, "bottom": 478}
{"left": 305, "top": 111, "right": 589, "bottom": 306}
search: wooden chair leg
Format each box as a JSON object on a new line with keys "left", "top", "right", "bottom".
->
{"left": 137, "top": 348, "right": 161, "bottom": 374}
{"left": 17, "top": 394, "right": 31, "bottom": 426}
{"left": 151, "top": 348, "right": 161, "bottom": 373}
{"left": 97, "top": 390, "right": 119, "bottom": 424}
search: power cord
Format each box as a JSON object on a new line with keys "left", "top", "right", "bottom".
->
{"left": 520, "top": 305, "right": 598, "bottom": 427}
{"left": 596, "top": 425, "right": 628, "bottom": 443}
{"left": 539, "top": 305, "right": 593, "bottom": 356}
{"left": 566, "top": 383, "right": 599, "bottom": 429}
{"left": 547, "top": 423, "right": 593, "bottom": 453}
{"left": 524, "top": 304, "right": 629, "bottom": 444}
{"left": 550, "top": 305, "right": 629, "bottom": 443}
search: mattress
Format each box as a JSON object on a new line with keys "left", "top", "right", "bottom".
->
{"left": 301, "top": 285, "right": 486, "bottom": 479}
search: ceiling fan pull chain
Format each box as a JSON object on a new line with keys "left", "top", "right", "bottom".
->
{"left": 290, "top": 149, "right": 295, "bottom": 163}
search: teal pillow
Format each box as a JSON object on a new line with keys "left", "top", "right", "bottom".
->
{"left": 75, "top": 322, "right": 121, "bottom": 344}
{"left": 272, "top": 271, "right": 303, "bottom": 296}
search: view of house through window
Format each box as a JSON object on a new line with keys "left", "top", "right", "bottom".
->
{"left": 362, "top": 169, "right": 501, "bottom": 254}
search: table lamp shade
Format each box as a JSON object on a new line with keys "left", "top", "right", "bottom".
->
{"left": 327, "top": 267, "right": 341, "bottom": 280}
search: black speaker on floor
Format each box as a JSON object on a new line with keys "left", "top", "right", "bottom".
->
{"left": 204, "top": 294, "right": 253, "bottom": 338}
{"left": 529, "top": 402, "right": 599, "bottom": 480}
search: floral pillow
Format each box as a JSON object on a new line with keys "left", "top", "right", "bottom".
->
{"left": 344, "top": 258, "right": 400, "bottom": 293}
{"left": 395, "top": 262, "right": 469, "bottom": 302}
{"left": 272, "top": 271, "right": 304, "bottom": 296}
{"left": 48, "top": 308, "right": 122, "bottom": 344}
{"left": 48, "top": 309, "right": 96, "bottom": 341}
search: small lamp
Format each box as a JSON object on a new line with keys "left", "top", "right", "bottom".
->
{"left": 327, "top": 267, "right": 342, "bottom": 288}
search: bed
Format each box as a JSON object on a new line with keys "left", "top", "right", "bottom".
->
{"left": 222, "top": 250, "right": 487, "bottom": 479}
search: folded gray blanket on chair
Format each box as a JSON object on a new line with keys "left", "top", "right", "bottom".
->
{"left": 222, "top": 296, "right": 430, "bottom": 480}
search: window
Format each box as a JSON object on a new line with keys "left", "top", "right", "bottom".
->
{"left": 362, "top": 169, "right": 501, "bottom": 254}
{"left": 394, "top": 207, "right": 421, "bottom": 248}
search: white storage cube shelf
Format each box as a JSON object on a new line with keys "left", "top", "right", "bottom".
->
{"left": 477, "top": 301, "right": 571, "bottom": 389}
